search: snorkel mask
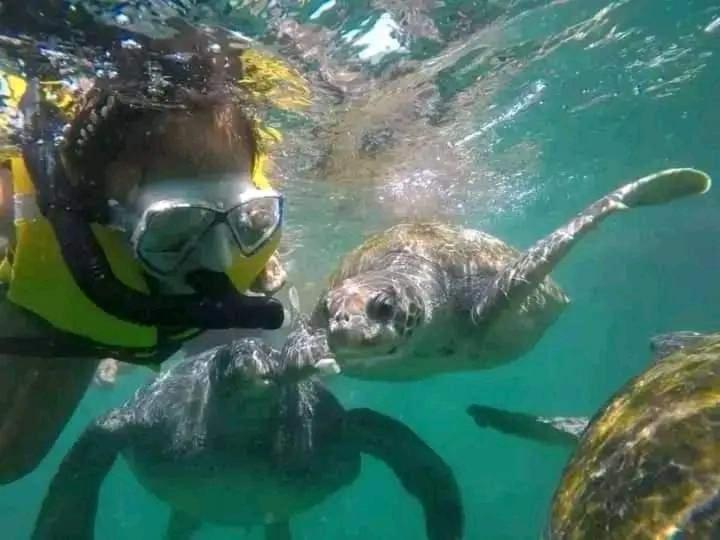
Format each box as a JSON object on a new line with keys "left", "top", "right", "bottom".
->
{"left": 113, "top": 175, "right": 283, "bottom": 291}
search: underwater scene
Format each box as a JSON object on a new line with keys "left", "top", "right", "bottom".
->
{"left": 1, "top": 0, "right": 720, "bottom": 538}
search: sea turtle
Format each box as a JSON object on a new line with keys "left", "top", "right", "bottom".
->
{"left": 468, "top": 330, "right": 720, "bottom": 539}
{"left": 310, "top": 168, "right": 711, "bottom": 380}
{"left": 32, "top": 296, "right": 463, "bottom": 540}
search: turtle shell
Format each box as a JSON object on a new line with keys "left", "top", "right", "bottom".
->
{"left": 549, "top": 333, "right": 720, "bottom": 539}
{"left": 329, "top": 222, "right": 536, "bottom": 286}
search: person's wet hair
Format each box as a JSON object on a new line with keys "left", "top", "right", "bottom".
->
{"left": 100, "top": 99, "right": 260, "bottom": 202}
{"left": 59, "top": 38, "right": 262, "bottom": 204}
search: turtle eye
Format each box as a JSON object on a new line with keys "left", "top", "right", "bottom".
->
{"left": 368, "top": 293, "right": 395, "bottom": 322}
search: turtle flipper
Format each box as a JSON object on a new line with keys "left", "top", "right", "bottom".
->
{"left": 265, "top": 521, "right": 292, "bottom": 540}
{"left": 0, "top": 355, "right": 97, "bottom": 484}
{"left": 166, "top": 511, "right": 202, "bottom": 540}
{"left": 467, "top": 405, "right": 587, "bottom": 449}
{"left": 32, "top": 410, "right": 130, "bottom": 540}
{"left": 471, "top": 168, "right": 711, "bottom": 327}
{"left": 346, "top": 408, "right": 463, "bottom": 540}
{"left": 279, "top": 287, "right": 340, "bottom": 380}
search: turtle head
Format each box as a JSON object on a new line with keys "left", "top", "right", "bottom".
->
{"left": 204, "top": 339, "right": 285, "bottom": 438}
{"left": 317, "top": 271, "right": 427, "bottom": 359}
{"left": 211, "top": 339, "right": 280, "bottom": 390}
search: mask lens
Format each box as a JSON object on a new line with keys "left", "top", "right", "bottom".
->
{"left": 228, "top": 197, "right": 281, "bottom": 255}
{"left": 137, "top": 207, "right": 216, "bottom": 272}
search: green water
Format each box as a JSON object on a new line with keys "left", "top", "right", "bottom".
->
{"left": 3, "top": 0, "right": 720, "bottom": 538}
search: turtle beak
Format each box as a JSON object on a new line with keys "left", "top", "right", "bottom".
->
{"left": 326, "top": 304, "right": 365, "bottom": 344}
{"left": 328, "top": 321, "right": 367, "bottom": 349}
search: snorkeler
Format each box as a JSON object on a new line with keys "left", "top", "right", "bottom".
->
{"left": 0, "top": 26, "right": 306, "bottom": 483}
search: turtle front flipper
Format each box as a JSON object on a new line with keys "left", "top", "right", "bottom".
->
{"left": 32, "top": 409, "right": 130, "bottom": 540}
{"left": 265, "top": 521, "right": 292, "bottom": 540}
{"left": 346, "top": 408, "right": 463, "bottom": 540}
{"left": 0, "top": 355, "right": 98, "bottom": 484}
{"left": 467, "top": 405, "right": 587, "bottom": 448}
{"left": 472, "top": 168, "right": 711, "bottom": 327}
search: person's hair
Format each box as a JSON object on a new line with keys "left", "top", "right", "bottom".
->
{"left": 101, "top": 96, "right": 259, "bottom": 201}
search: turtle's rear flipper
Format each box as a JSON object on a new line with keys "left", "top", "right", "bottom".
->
{"left": 265, "top": 521, "right": 292, "bottom": 540}
{"left": 472, "top": 168, "right": 711, "bottom": 326}
{"left": 32, "top": 410, "right": 129, "bottom": 540}
{"left": 346, "top": 408, "right": 463, "bottom": 540}
{"left": 467, "top": 405, "right": 587, "bottom": 449}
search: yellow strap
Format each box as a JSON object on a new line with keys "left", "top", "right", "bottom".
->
{"left": 0, "top": 253, "right": 10, "bottom": 284}
{"left": 10, "top": 157, "right": 34, "bottom": 196}
{"left": 2, "top": 74, "right": 27, "bottom": 109}
{"left": 251, "top": 153, "right": 273, "bottom": 190}
{"left": 226, "top": 230, "right": 281, "bottom": 292}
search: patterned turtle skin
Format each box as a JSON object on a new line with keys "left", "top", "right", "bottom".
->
{"left": 549, "top": 334, "right": 720, "bottom": 540}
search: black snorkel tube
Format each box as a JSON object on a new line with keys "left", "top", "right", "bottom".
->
{"left": 19, "top": 80, "right": 284, "bottom": 331}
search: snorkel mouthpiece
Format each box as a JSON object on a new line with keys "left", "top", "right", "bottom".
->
{"left": 187, "top": 271, "right": 285, "bottom": 329}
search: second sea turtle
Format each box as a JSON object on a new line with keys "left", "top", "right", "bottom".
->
{"left": 311, "top": 169, "right": 711, "bottom": 380}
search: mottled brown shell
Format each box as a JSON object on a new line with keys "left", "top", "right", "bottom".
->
{"left": 327, "top": 222, "right": 567, "bottom": 308}
{"left": 550, "top": 334, "right": 720, "bottom": 539}
{"left": 329, "top": 222, "right": 525, "bottom": 286}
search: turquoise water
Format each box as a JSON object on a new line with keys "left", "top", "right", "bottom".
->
{"left": 2, "top": 0, "right": 720, "bottom": 538}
